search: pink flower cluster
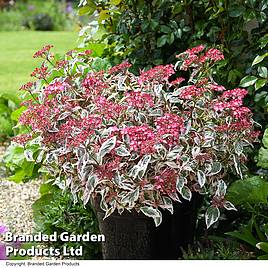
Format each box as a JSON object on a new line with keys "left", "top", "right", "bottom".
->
{"left": 56, "top": 115, "right": 102, "bottom": 147}
{"left": 19, "top": 81, "right": 34, "bottom": 91}
{"left": 31, "top": 64, "right": 48, "bottom": 79}
{"left": 216, "top": 119, "right": 253, "bottom": 132}
{"left": 178, "top": 45, "right": 224, "bottom": 70}
{"left": 55, "top": 60, "right": 68, "bottom": 70}
{"left": 179, "top": 85, "right": 206, "bottom": 99}
{"left": 185, "top": 45, "right": 205, "bottom": 55}
{"left": 44, "top": 81, "right": 70, "bottom": 97}
{"left": 19, "top": 103, "right": 53, "bottom": 132}
{"left": 213, "top": 99, "right": 243, "bottom": 112}
{"left": 78, "top": 50, "right": 92, "bottom": 57}
{"left": 202, "top": 48, "right": 224, "bottom": 62}
{"left": 96, "top": 157, "right": 121, "bottom": 180}
{"left": 232, "top": 107, "right": 251, "bottom": 119}
{"left": 213, "top": 88, "right": 249, "bottom": 119}
{"left": 108, "top": 61, "right": 132, "bottom": 74}
{"left": 155, "top": 113, "right": 184, "bottom": 146}
{"left": 208, "top": 83, "right": 226, "bottom": 92}
{"left": 154, "top": 168, "right": 177, "bottom": 194}
{"left": 94, "top": 96, "right": 126, "bottom": 120}
{"left": 125, "top": 91, "right": 154, "bottom": 109}
{"left": 82, "top": 73, "right": 108, "bottom": 96}
{"left": 170, "top": 77, "right": 185, "bottom": 85}
{"left": 122, "top": 125, "right": 156, "bottom": 154}
{"left": 138, "top": 64, "right": 175, "bottom": 84}
{"left": 33, "top": 45, "right": 53, "bottom": 58}
{"left": 12, "top": 133, "right": 33, "bottom": 145}
{"left": 222, "top": 88, "right": 248, "bottom": 100}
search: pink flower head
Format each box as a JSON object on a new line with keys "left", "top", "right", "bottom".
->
{"left": 55, "top": 60, "right": 68, "bottom": 70}
{"left": 125, "top": 91, "right": 154, "bottom": 109}
{"left": 19, "top": 81, "right": 34, "bottom": 91}
{"left": 121, "top": 125, "right": 156, "bottom": 154}
{"left": 19, "top": 103, "right": 53, "bottom": 132}
{"left": 185, "top": 45, "right": 205, "bottom": 55}
{"left": 78, "top": 50, "right": 93, "bottom": 57}
{"left": 155, "top": 113, "right": 184, "bottom": 147}
{"left": 154, "top": 168, "right": 177, "bottom": 194}
{"left": 203, "top": 48, "right": 224, "bottom": 62}
{"left": 138, "top": 64, "right": 175, "bottom": 84}
{"left": 208, "top": 83, "right": 226, "bottom": 92}
{"left": 222, "top": 88, "right": 248, "bottom": 100}
{"left": 56, "top": 115, "right": 102, "bottom": 147}
{"left": 82, "top": 73, "right": 108, "bottom": 96}
{"left": 94, "top": 96, "right": 126, "bottom": 120}
{"left": 179, "top": 85, "right": 206, "bottom": 100}
{"left": 109, "top": 61, "right": 132, "bottom": 74}
{"left": 170, "top": 77, "right": 185, "bottom": 86}
{"left": 44, "top": 81, "right": 70, "bottom": 96}
{"left": 232, "top": 106, "right": 252, "bottom": 119}
{"left": 216, "top": 119, "right": 253, "bottom": 132}
{"left": 31, "top": 63, "right": 48, "bottom": 79}
{"left": 179, "top": 53, "right": 199, "bottom": 70}
{"left": 12, "top": 133, "right": 33, "bottom": 145}
{"left": 33, "top": 45, "right": 53, "bottom": 58}
{"left": 213, "top": 99, "right": 243, "bottom": 112}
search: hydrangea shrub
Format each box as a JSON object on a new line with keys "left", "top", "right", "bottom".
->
{"left": 15, "top": 45, "right": 259, "bottom": 228}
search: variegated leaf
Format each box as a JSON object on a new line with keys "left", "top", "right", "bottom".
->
{"left": 205, "top": 207, "right": 220, "bottom": 228}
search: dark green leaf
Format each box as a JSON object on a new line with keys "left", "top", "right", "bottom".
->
{"left": 226, "top": 176, "right": 268, "bottom": 205}
{"left": 157, "top": 35, "right": 167, "bottom": 47}
{"left": 226, "top": 228, "right": 258, "bottom": 247}
{"left": 229, "top": 6, "right": 245, "bottom": 17}
{"left": 160, "top": 25, "right": 171, "bottom": 33}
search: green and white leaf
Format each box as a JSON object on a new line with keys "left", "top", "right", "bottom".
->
{"left": 216, "top": 180, "right": 227, "bottom": 196}
{"left": 24, "top": 149, "right": 34, "bottom": 162}
{"left": 205, "top": 207, "right": 220, "bottom": 228}
{"left": 176, "top": 176, "right": 186, "bottom": 192}
{"left": 115, "top": 145, "right": 130, "bottom": 156}
{"left": 98, "top": 136, "right": 117, "bottom": 162}
{"left": 162, "top": 196, "right": 174, "bottom": 214}
{"left": 140, "top": 206, "right": 162, "bottom": 227}
{"left": 240, "top": 76, "right": 257, "bottom": 87}
{"left": 233, "top": 154, "right": 243, "bottom": 179}
{"left": 207, "top": 162, "right": 222, "bottom": 176}
{"left": 180, "top": 186, "right": 192, "bottom": 201}
{"left": 197, "top": 170, "right": 206, "bottom": 188}
{"left": 252, "top": 53, "right": 268, "bottom": 66}
{"left": 223, "top": 201, "right": 237, "bottom": 211}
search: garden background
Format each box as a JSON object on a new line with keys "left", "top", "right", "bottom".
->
{"left": 0, "top": 0, "right": 268, "bottom": 261}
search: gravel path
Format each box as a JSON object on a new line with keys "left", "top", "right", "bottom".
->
{"left": 0, "top": 144, "right": 40, "bottom": 235}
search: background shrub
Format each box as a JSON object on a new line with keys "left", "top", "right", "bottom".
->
{"left": 0, "top": 0, "right": 78, "bottom": 31}
{"left": 79, "top": 0, "right": 267, "bottom": 88}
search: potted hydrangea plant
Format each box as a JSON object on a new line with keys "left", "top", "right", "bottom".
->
{"left": 14, "top": 45, "right": 259, "bottom": 259}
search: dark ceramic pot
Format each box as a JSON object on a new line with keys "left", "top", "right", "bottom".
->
{"left": 92, "top": 193, "right": 202, "bottom": 260}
